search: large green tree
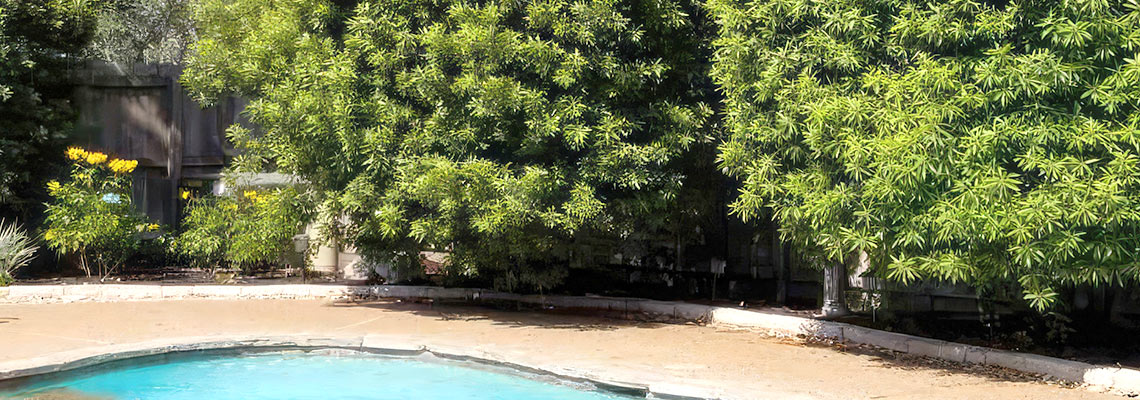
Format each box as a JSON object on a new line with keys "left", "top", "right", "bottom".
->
{"left": 709, "top": 0, "right": 1140, "bottom": 309}
{"left": 0, "top": 0, "right": 98, "bottom": 220}
{"left": 184, "top": 0, "right": 719, "bottom": 290}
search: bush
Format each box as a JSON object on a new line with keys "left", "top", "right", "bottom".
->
{"left": 175, "top": 186, "right": 307, "bottom": 272}
{"left": 183, "top": 0, "right": 720, "bottom": 292}
{"left": 173, "top": 193, "right": 229, "bottom": 270}
{"left": 707, "top": 0, "right": 1140, "bottom": 310}
{"left": 43, "top": 147, "right": 156, "bottom": 279}
{"left": 0, "top": 219, "right": 37, "bottom": 285}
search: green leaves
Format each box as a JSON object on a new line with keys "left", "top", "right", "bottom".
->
{"left": 180, "top": 0, "right": 1140, "bottom": 306}
{"left": 0, "top": 0, "right": 97, "bottom": 218}
{"left": 185, "top": 0, "right": 719, "bottom": 291}
{"left": 85, "top": 0, "right": 195, "bottom": 64}
{"left": 175, "top": 187, "right": 308, "bottom": 270}
{"left": 709, "top": 0, "right": 1140, "bottom": 310}
{"left": 0, "top": 219, "right": 38, "bottom": 283}
{"left": 44, "top": 150, "right": 152, "bottom": 278}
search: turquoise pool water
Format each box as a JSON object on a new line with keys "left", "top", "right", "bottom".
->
{"left": 2, "top": 351, "right": 637, "bottom": 399}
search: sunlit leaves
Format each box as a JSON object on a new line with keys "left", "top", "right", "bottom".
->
{"left": 176, "top": 187, "right": 309, "bottom": 269}
{"left": 709, "top": 0, "right": 1140, "bottom": 310}
{"left": 185, "top": 0, "right": 718, "bottom": 291}
{"left": 85, "top": 0, "right": 195, "bottom": 65}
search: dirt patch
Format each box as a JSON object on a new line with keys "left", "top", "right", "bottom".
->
{"left": 0, "top": 299, "right": 1126, "bottom": 399}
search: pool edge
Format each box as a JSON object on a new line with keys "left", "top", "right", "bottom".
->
{"left": 0, "top": 335, "right": 714, "bottom": 400}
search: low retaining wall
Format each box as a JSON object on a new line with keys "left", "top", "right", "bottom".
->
{"left": 2, "top": 284, "right": 1137, "bottom": 395}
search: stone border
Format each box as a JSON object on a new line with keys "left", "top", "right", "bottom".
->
{"left": 0, "top": 335, "right": 698, "bottom": 399}
{"left": 2, "top": 284, "right": 1138, "bottom": 395}
{"left": 0, "top": 284, "right": 366, "bottom": 302}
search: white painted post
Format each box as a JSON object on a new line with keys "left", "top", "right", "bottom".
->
{"left": 821, "top": 262, "right": 849, "bottom": 318}
{"left": 307, "top": 223, "right": 338, "bottom": 276}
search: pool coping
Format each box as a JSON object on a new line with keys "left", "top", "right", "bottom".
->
{"left": 1, "top": 283, "right": 1138, "bottom": 396}
{"left": 0, "top": 334, "right": 710, "bottom": 399}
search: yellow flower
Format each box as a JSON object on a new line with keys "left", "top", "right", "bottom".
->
{"left": 243, "top": 190, "right": 270, "bottom": 204}
{"left": 66, "top": 147, "right": 88, "bottom": 161}
{"left": 108, "top": 158, "right": 138, "bottom": 174}
{"left": 85, "top": 152, "right": 108, "bottom": 165}
{"left": 46, "top": 180, "right": 61, "bottom": 193}
{"left": 180, "top": 190, "right": 191, "bottom": 200}
{"left": 147, "top": 224, "right": 160, "bottom": 231}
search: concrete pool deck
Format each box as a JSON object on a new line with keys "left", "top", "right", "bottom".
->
{"left": 0, "top": 299, "right": 1125, "bottom": 399}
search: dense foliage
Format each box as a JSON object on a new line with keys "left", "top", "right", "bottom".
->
{"left": 708, "top": 0, "right": 1140, "bottom": 309}
{"left": 0, "top": 0, "right": 97, "bottom": 220}
{"left": 175, "top": 187, "right": 308, "bottom": 271}
{"left": 86, "top": 0, "right": 194, "bottom": 65}
{"left": 184, "top": 0, "right": 720, "bottom": 290}
{"left": 43, "top": 147, "right": 155, "bottom": 279}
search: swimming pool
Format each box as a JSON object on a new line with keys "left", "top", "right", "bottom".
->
{"left": 1, "top": 350, "right": 638, "bottom": 399}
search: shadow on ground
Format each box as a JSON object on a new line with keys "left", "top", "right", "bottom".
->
{"left": 326, "top": 299, "right": 675, "bottom": 332}
{"left": 780, "top": 332, "right": 1053, "bottom": 385}
{"left": 333, "top": 300, "right": 1058, "bottom": 386}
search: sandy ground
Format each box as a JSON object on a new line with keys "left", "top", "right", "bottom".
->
{"left": 0, "top": 299, "right": 1125, "bottom": 400}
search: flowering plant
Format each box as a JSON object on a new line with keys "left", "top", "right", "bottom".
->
{"left": 175, "top": 186, "right": 307, "bottom": 272}
{"left": 43, "top": 147, "right": 156, "bottom": 279}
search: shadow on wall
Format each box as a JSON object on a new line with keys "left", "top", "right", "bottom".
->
{"left": 69, "top": 61, "right": 250, "bottom": 226}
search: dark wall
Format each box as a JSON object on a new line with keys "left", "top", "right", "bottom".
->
{"left": 69, "top": 62, "right": 245, "bottom": 225}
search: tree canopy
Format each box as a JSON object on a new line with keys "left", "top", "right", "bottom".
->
{"left": 85, "top": 0, "right": 195, "bottom": 65}
{"left": 0, "top": 0, "right": 98, "bottom": 219}
{"left": 183, "top": 0, "right": 1140, "bottom": 307}
{"left": 184, "top": 0, "right": 721, "bottom": 290}
{"left": 708, "top": 0, "right": 1140, "bottom": 309}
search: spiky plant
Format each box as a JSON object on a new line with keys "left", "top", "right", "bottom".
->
{"left": 0, "top": 219, "right": 38, "bottom": 285}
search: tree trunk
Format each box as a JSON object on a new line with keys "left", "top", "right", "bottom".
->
{"left": 79, "top": 250, "right": 91, "bottom": 277}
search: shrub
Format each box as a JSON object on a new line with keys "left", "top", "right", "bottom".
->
{"left": 0, "top": 219, "right": 37, "bottom": 285}
{"left": 183, "top": 0, "right": 720, "bottom": 292}
{"left": 175, "top": 186, "right": 307, "bottom": 272}
{"left": 708, "top": 0, "right": 1140, "bottom": 310}
{"left": 174, "top": 192, "right": 230, "bottom": 270}
{"left": 43, "top": 147, "right": 156, "bottom": 279}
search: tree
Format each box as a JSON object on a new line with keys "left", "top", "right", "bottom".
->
{"left": 85, "top": 0, "right": 195, "bottom": 65}
{"left": 184, "top": 0, "right": 720, "bottom": 291}
{"left": 708, "top": 0, "right": 1140, "bottom": 310}
{"left": 0, "top": 0, "right": 98, "bottom": 221}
